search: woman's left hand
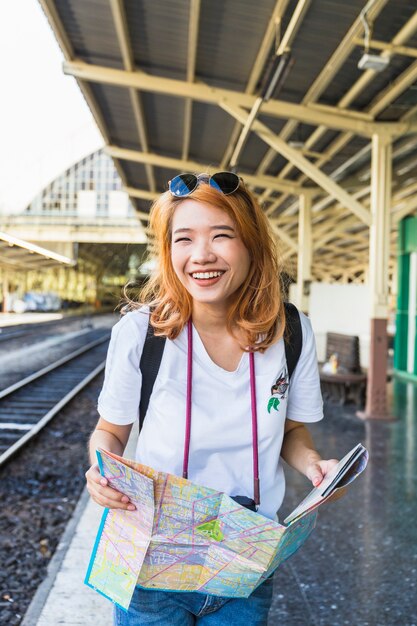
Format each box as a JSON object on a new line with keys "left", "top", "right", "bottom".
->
{"left": 305, "top": 458, "right": 338, "bottom": 487}
{"left": 305, "top": 458, "right": 346, "bottom": 502}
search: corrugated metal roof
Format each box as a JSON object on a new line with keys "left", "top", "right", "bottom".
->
{"left": 40, "top": 0, "right": 417, "bottom": 279}
{"left": 278, "top": 0, "right": 366, "bottom": 104}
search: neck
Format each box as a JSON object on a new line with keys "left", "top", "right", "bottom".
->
{"left": 191, "top": 302, "right": 230, "bottom": 333}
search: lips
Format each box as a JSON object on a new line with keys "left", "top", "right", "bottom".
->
{"left": 189, "top": 270, "right": 226, "bottom": 286}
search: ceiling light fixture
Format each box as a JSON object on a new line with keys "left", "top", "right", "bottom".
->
{"left": 260, "top": 51, "right": 292, "bottom": 101}
{"left": 229, "top": 50, "right": 293, "bottom": 171}
{"left": 357, "top": 1, "right": 390, "bottom": 73}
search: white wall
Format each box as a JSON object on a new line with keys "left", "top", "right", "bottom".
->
{"left": 108, "top": 190, "right": 129, "bottom": 219}
{"left": 77, "top": 190, "right": 96, "bottom": 218}
{"left": 290, "top": 282, "right": 371, "bottom": 368}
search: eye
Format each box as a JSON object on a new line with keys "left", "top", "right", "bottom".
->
{"left": 174, "top": 237, "right": 191, "bottom": 243}
{"left": 214, "top": 233, "right": 233, "bottom": 239}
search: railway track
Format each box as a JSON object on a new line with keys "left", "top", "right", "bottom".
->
{"left": 0, "top": 314, "right": 97, "bottom": 343}
{"left": 0, "top": 329, "right": 110, "bottom": 466}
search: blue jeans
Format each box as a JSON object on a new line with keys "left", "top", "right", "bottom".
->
{"left": 113, "top": 577, "right": 274, "bottom": 625}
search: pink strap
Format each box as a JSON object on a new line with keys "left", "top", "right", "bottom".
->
{"left": 183, "top": 318, "right": 260, "bottom": 505}
{"left": 182, "top": 319, "right": 193, "bottom": 478}
{"left": 249, "top": 352, "right": 260, "bottom": 505}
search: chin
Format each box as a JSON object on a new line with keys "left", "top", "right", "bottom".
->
{"left": 190, "top": 291, "right": 226, "bottom": 305}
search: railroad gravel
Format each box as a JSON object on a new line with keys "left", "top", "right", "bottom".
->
{"left": 0, "top": 378, "right": 103, "bottom": 626}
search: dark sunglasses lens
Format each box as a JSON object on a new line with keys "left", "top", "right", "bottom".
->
{"left": 210, "top": 172, "right": 240, "bottom": 195}
{"left": 170, "top": 174, "right": 198, "bottom": 197}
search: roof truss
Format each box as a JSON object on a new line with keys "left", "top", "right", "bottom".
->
{"left": 39, "top": 0, "right": 417, "bottom": 284}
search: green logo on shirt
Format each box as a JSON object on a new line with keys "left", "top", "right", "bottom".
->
{"left": 267, "top": 397, "right": 280, "bottom": 413}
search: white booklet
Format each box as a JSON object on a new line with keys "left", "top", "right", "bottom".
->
{"left": 283, "top": 443, "right": 369, "bottom": 525}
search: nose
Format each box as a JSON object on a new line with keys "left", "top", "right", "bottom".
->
{"left": 190, "top": 238, "right": 217, "bottom": 265}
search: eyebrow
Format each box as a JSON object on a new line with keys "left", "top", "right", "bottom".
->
{"left": 173, "top": 225, "right": 235, "bottom": 235}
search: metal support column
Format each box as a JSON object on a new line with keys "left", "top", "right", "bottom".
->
{"left": 296, "top": 193, "right": 312, "bottom": 314}
{"left": 358, "top": 133, "right": 393, "bottom": 420}
{"left": 1, "top": 271, "right": 9, "bottom": 313}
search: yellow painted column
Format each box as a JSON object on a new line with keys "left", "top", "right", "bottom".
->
{"left": 1, "top": 271, "right": 9, "bottom": 313}
{"left": 296, "top": 193, "right": 312, "bottom": 314}
{"left": 358, "top": 133, "right": 392, "bottom": 420}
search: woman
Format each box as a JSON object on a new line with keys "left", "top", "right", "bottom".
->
{"left": 86, "top": 172, "right": 338, "bottom": 625}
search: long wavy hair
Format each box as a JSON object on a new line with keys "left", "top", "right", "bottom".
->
{"left": 125, "top": 181, "right": 286, "bottom": 351}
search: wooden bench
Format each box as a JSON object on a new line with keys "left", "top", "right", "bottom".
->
{"left": 319, "top": 332, "right": 367, "bottom": 406}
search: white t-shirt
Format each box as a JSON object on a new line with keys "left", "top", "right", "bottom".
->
{"left": 97, "top": 307, "right": 323, "bottom": 519}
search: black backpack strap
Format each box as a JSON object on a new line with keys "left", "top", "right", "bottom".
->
{"left": 283, "top": 302, "right": 302, "bottom": 381}
{"left": 139, "top": 318, "right": 166, "bottom": 430}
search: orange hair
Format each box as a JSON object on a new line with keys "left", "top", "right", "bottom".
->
{"left": 127, "top": 182, "right": 286, "bottom": 351}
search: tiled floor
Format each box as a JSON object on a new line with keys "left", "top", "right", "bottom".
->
{"left": 269, "top": 379, "right": 417, "bottom": 626}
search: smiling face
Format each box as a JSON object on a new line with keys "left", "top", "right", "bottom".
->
{"left": 171, "top": 199, "right": 251, "bottom": 312}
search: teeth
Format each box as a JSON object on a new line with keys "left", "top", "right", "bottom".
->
{"left": 192, "top": 271, "right": 223, "bottom": 279}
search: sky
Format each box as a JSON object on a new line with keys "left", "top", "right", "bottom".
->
{"left": 0, "top": 1, "right": 103, "bottom": 214}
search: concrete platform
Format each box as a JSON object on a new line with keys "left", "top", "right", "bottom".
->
{"left": 0, "top": 313, "right": 64, "bottom": 327}
{"left": 22, "top": 379, "right": 417, "bottom": 626}
{"left": 0, "top": 308, "right": 99, "bottom": 327}
{"left": 22, "top": 492, "right": 110, "bottom": 626}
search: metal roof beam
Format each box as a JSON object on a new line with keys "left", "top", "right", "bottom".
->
{"left": 271, "top": 226, "right": 298, "bottom": 252}
{"left": 343, "top": 11, "right": 417, "bottom": 108}
{"left": 369, "top": 60, "right": 417, "bottom": 121}
{"left": 227, "top": 0, "right": 311, "bottom": 170}
{"left": 276, "top": 0, "right": 311, "bottom": 54}
{"left": 104, "top": 145, "right": 312, "bottom": 195}
{"left": 254, "top": 0, "right": 390, "bottom": 186}
{"left": 309, "top": 177, "right": 417, "bottom": 250}
{"left": 109, "top": 0, "right": 156, "bottom": 192}
{"left": 393, "top": 194, "right": 417, "bottom": 223}
{"left": 63, "top": 60, "right": 409, "bottom": 136}
{"left": 267, "top": 47, "right": 417, "bottom": 214}
{"left": 122, "top": 188, "right": 158, "bottom": 204}
{"left": 182, "top": 0, "right": 201, "bottom": 162}
{"left": 353, "top": 38, "right": 417, "bottom": 59}
{"left": 220, "top": 0, "right": 290, "bottom": 168}
{"left": 39, "top": 0, "right": 74, "bottom": 60}
{"left": 271, "top": 134, "right": 417, "bottom": 221}
{"left": 320, "top": 192, "right": 414, "bottom": 239}
{"left": 220, "top": 101, "right": 372, "bottom": 226}
{"left": 258, "top": 5, "right": 416, "bottom": 211}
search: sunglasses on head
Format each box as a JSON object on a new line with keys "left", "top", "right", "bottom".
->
{"left": 168, "top": 171, "right": 241, "bottom": 198}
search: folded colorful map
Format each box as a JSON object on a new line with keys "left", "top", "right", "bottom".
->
{"left": 85, "top": 443, "right": 368, "bottom": 611}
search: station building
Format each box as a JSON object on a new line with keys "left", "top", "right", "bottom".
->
{"left": 0, "top": 149, "right": 147, "bottom": 310}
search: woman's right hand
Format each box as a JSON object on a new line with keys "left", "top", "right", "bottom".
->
{"left": 85, "top": 463, "right": 136, "bottom": 511}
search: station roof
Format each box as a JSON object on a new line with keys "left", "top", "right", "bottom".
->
{"left": 39, "top": 0, "right": 417, "bottom": 282}
{"left": 0, "top": 231, "right": 76, "bottom": 271}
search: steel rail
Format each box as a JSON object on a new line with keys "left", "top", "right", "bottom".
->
{"left": 0, "top": 315, "right": 96, "bottom": 343}
{"left": 0, "top": 335, "right": 107, "bottom": 400}
{"left": 0, "top": 333, "right": 110, "bottom": 466}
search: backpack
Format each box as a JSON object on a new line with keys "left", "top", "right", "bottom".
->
{"left": 139, "top": 302, "right": 302, "bottom": 429}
